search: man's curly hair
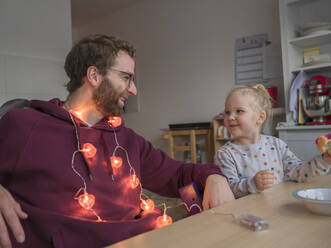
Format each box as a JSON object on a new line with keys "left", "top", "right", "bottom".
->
{"left": 64, "top": 34, "right": 136, "bottom": 94}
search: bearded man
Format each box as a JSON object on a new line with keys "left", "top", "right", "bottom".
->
{"left": 0, "top": 34, "right": 234, "bottom": 248}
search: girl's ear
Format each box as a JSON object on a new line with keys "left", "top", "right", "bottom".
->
{"left": 257, "top": 110, "right": 267, "bottom": 126}
{"left": 86, "top": 66, "right": 102, "bottom": 87}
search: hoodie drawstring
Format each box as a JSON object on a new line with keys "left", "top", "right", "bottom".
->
{"left": 69, "top": 114, "right": 93, "bottom": 181}
{"left": 101, "top": 132, "right": 114, "bottom": 177}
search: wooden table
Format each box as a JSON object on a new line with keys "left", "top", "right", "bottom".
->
{"left": 106, "top": 175, "right": 331, "bottom": 248}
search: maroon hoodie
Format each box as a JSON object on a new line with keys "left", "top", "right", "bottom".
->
{"left": 0, "top": 99, "right": 223, "bottom": 247}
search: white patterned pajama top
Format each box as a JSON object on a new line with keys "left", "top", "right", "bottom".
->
{"left": 215, "top": 135, "right": 330, "bottom": 198}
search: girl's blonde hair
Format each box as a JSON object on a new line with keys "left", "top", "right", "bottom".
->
{"left": 226, "top": 84, "right": 272, "bottom": 129}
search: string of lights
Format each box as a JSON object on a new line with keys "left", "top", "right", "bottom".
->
{"left": 67, "top": 110, "right": 173, "bottom": 228}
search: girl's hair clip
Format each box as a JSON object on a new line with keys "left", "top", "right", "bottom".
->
{"left": 250, "top": 84, "right": 266, "bottom": 92}
{"left": 248, "top": 83, "right": 260, "bottom": 89}
{"left": 251, "top": 84, "right": 262, "bottom": 89}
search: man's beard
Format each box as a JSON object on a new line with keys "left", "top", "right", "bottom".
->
{"left": 92, "top": 78, "right": 125, "bottom": 117}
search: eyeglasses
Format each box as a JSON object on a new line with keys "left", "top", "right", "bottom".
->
{"left": 109, "top": 68, "right": 135, "bottom": 89}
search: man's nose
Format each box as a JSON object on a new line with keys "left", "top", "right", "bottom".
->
{"left": 127, "top": 82, "right": 137, "bottom": 96}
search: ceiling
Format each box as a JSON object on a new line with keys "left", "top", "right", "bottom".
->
{"left": 71, "top": 0, "right": 138, "bottom": 27}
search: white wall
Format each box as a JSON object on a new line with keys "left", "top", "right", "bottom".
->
{"left": 0, "top": 0, "right": 72, "bottom": 104}
{"left": 74, "top": 0, "right": 281, "bottom": 153}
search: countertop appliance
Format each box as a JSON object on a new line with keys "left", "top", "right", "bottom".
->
{"left": 303, "top": 75, "right": 331, "bottom": 125}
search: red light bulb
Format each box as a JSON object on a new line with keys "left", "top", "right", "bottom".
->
{"left": 78, "top": 192, "right": 95, "bottom": 210}
{"left": 156, "top": 214, "right": 173, "bottom": 228}
{"left": 129, "top": 174, "right": 140, "bottom": 189}
{"left": 110, "top": 156, "right": 123, "bottom": 168}
{"left": 82, "top": 143, "right": 97, "bottom": 158}
{"left": 140, "top": 199, "right": 155, "bottom": 212}
{"left": 108, "top": 117, "right": 122, "bottom": 127}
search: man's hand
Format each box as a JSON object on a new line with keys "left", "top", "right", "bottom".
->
{"left": 0, "top": 185, "right": 27, "bottom": 248}
{"left": 254, "top": 170, "right": 275, "bottom": 191}
{"left": 202, "top": 174, "right": 234, "bottom": 210}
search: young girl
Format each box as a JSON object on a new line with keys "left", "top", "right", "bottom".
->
{"left": 215, "top": 84, "right": 331, "bottom": 198}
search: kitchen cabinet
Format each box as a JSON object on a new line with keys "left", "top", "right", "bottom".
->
{"left": 278, "top": 0, "right": 331, "bottom": 160}
{"left": 279, "top": 0, "right": 331, "bottom": 121}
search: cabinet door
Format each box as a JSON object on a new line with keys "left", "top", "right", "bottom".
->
{"left": 278, "top": 127, "right": 329, "bottom": 161}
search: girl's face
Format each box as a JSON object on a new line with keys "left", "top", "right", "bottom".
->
{"left": 224, "top": 92, "right": 266, "bottom": 145}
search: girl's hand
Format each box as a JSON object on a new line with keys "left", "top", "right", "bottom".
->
{"left": 254, "top": 170, "right": 275, "bottom": 191}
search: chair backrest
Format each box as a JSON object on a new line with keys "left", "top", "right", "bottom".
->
{"left": 0, "top": 98, "right": 30, "bottom": 118}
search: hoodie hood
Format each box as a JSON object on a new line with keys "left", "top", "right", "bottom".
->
{"left": 29, "top": 98, "right": 124, "bottom": 132}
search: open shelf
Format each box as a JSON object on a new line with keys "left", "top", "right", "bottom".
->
{"left": 289, "top": 31, "right": 331, "bottom": 48}
{"left": 291, "top": 61, "right": 331, "bottom": 73}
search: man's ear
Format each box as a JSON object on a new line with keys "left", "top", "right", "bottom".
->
{"left": 86, "top": 66, "right": 102, "bottom": 87}
{"left": 257, "top": 110, "right": 267, "bottom": 126}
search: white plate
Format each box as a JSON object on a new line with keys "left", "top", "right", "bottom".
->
{"left": 299, "top": 22, "right": 331, "bottom": 30}
{"left": 293, "top": 188, "right": 331, "bottom": 216}
{"left": 302, "top": 27, "right": 331, "bottom": 36}
{"left": 297, "top": 22, "right": 331, "bottom": 37}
